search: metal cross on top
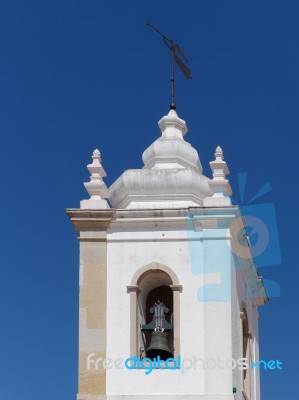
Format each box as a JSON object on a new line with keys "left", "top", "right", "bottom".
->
{"left": 146, "top": 20, "right": 192, "bottom": 110}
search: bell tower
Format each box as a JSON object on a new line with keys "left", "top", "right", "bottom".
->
{"left": 67, "top": 109, "right": 268, "bottom": 400}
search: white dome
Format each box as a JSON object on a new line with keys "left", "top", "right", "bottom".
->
{"left": 142, "top": 136, "right": 202, "bottom": 172}
{"left": 109, "top": 168, "right": 211, "bottom": 209}
{"left": 109, "top": 109, "right": 211, "bottom": 209}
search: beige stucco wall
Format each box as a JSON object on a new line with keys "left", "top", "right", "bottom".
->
{"left": 78, "top": 235, "right": 108, "bottom": 398}
{"left": 67, "top": 209, "right": 115, "bottom": 400}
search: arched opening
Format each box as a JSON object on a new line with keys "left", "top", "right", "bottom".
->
{"left": 138, "top": 270, "right": 173, "bottom": 360}
{"left": 143, "top": 285, "right": 174, "bottom": 360}
{"left": 127, "top": 263, "right": 182, "bottom": 359}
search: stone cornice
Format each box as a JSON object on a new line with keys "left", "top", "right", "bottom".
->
{"left": 114, "top": 206, "right": 239, "bottom": 220}
{"left": 66, "top": 208, "right": 115, "bottom": 231}
{"left": 66, "top": 206, "right": 239, "bottom": 230}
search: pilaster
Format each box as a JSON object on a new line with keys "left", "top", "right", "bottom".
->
{"left": 67, "top": 209, "right": 115, "bottom": 400}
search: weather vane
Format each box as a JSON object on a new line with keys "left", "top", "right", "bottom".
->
{"left": 146, "top": 20, "right": 192, "bottom": 110}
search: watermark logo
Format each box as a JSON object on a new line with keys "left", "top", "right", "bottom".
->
{"left": 86, "top": 354, "right": 282, "bottom": 374}
{"left": 232, "top": 173, "right": 281, "bottom": 265}
{"left": 187, "top": 173, "right": 281, "bottom": 302}
{"left": 125, "top": 355, "right": 180, "bottom": 375}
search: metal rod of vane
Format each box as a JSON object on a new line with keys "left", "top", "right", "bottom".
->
{"left": 146, "top": 20, "right": 191, "bottom": 110}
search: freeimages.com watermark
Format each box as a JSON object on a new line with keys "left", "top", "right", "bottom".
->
{"left": 86, "top": 354, "right": 282, "bottom": 375}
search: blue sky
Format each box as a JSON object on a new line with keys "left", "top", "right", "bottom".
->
{"left": 0, "top": 0, "right": 297, "bottom": 398}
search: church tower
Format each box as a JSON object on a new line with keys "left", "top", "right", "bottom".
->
{"left": 67, "top": 108, "right": 268, "bottom": 400}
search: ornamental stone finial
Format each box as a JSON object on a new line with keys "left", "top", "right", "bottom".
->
{"left": 80, "top": 149, "right": 110, "bottom": 209}
{"left": 158, "top": 109, "right": 188, "bottom": 138}
{"left": 92, "top": 148, "right": 101, "bottom": 158}
{"left": 203, "top": 146, "right": 232, "bottom": 207}
{"left": 215, "top": 146, "right": 223, "bottom": 158}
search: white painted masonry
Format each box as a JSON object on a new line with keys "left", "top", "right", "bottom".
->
{"left": 67, "top": 109, "right": 268, "bottom": 400}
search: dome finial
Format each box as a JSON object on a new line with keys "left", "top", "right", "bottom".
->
{"left": 158, "top": 108, "right": 188, "bottom": 138}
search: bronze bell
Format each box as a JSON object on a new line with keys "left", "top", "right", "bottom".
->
{"left": 146, "top": 330, "right": 173, "bottom": 360}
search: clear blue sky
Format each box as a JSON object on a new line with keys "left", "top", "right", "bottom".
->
{"left": 0, "top": 1, "right": 297, "bottom": 398}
